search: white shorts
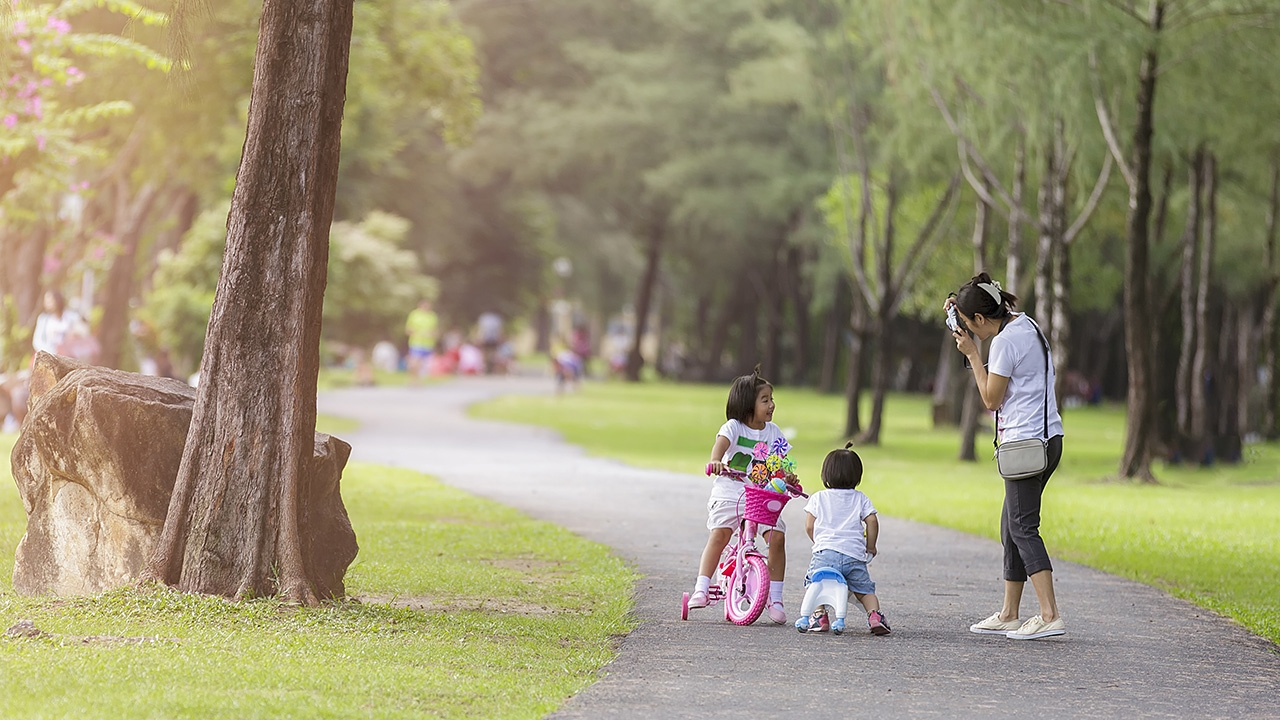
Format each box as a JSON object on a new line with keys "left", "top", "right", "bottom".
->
{"left": 706, "top": 498, "right": 787, "bottom": 534}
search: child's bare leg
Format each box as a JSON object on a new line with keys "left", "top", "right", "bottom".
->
{"left": 853, "top": 592, "right": 880, "bottom": 614}
{"left": 766, "top": 529, "right": 786, "bottom": 581}
{"left": 698, "top": 528, "right": 733, "bottom": 578}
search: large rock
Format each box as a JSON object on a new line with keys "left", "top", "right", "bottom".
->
{"left": 11, "top": 352, "right": 357, "bottom": 598}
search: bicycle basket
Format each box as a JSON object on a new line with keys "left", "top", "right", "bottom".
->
{"left": 742, "top": 484, "right": 789, "bottom": 526}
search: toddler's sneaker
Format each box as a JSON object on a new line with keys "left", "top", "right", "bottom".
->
{"left": 969, "top": 612, "right": 1022, "bottom": 635}
{"left": 1006, "top": 614, "right": 1065, "bottom": 640}
{"left": 868, "top": 610, "right": 891, "bottom": 636}
{"left": 686, "top": 590, "right": 709, "bottom": 609}
{"left": 768, "top": 601, "right": 787, "bottom": 624}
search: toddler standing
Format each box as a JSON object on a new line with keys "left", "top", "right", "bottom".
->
{"left": 796, "top": 443, "right": 890, "bottom": 635}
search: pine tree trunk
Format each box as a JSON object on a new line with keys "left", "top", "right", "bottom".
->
{"left": 1262, "top": 158, "right": 1280, "bottom": 439}
{"left": 736, "top": 290, "right": 760, "bottom": 373}
{"left": 1034, "top": 150, "right": 1056, "bottom": 331}
{"left": 1176, "top": 150, "right": 1202, "bottom": 444}
{"left": 625, "top": 220, "right": 664, "bottom": 381}
{"left": 859, "top": 309, "right": 890, "bottom": 445}
{"left": 1189, "top": 151, "right": 1217, "bottom": 459}
{"left": 842, "top": 297, "right": 865, "bottom": 438}
{"left": 931, "top": 330, "right": 957, "bottom": 427}
{"left": 1049, "top": 151, "right": 1071, "bottom": 404}
{"left": 141, "top": 0, "right": 354, "bottom": 604}
{"left": 819, "top": 278, "right": 847, "bottom": 394}
{"left": 98, "top": 179, "right": 162, "bottom": 369}
{"left": 701, "top": 292, "right": 735, "bottom": 382}
{"left": 785, "top": 244, "right": 812, "bottom": 385}
{"left": 960, "top": 194, "right": 990, "bottom": 460}
{"left": 1007, "top": 139, "right": 1027, "bottom": 298}
{"left": 7, "top": 226, "right": 47, "bottom": 330}
{"left": 857, "top": 179, "right": 898, "bottom": 447}
{"left": 1236, "top": 305, "right": 1255, "bottom": 439}
{"left": 1118, "top": 4, "right": 1164, "bottom": 483}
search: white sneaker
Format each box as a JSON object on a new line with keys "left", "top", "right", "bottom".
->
{"left": 1007, "top": 614, "right": 1066, "bottom": 640}
{"left": 969, "top": 612, "right": 1022, "bottom": 635}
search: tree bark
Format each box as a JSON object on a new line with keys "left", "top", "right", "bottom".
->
{"left": 1262, "top": 157, "right": 1280, "bottom": 439}
{"left": 701, "top": 290, "right": 735, "bottom": 382}
{"left": 819, "top": 276, "right": 847, "bottom": 394}
{"left": 625, "top": 217, "right": 664, "bottom": 381}
{"left": 141, "top": 0, "right": 355, "bottom": 604}
{"left": 1034, "top": 144, "right": 1058, "bottom": 336}
{"left": 785, "top": 243, "right": 812, "bottom": 385}
{"left": 1117, "top": 2, "right": 1164, "bottom": 483}
{"left": 960, "top": 193, "right": 990, "bottom": 461}
{"left": 1007, "top": 138, "right": 1026, "bottom": 298}
{"left": 1175, "top": 150, "right": 1202, "bottom": 444}
{"left": 842, "top": 294, "right": 866, "bottom": 438}
{"left": 97, "top": 178, "right": 163, "bottom": 369}
{"left": 857, "top": 180, "right": 898, "bottom": 446}
{"left": 1189, "top": 151, "right": 1216, "bottom": 459}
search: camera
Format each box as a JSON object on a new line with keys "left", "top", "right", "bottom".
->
{"left": 946, "top": 304, "right": 962, "bottom": 334}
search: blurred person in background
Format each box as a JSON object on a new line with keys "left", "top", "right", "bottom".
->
{"left": 32, "top": 291, "right": 80, "bottom": 359}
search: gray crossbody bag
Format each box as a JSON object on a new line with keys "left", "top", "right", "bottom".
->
{"left": 994, "top": 317, "right": 1050, "bottom": 481}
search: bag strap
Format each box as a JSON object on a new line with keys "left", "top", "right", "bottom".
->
{"left": 993, "top": 314, "right": 1051, "bottom": 449}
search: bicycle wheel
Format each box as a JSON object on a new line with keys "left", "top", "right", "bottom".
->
{"left": 724, "top": 554, "right": 769, "bottom": 626}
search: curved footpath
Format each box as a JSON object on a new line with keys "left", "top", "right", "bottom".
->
{"left": 319, "top": 378, "right": 1280, "bottom": 719}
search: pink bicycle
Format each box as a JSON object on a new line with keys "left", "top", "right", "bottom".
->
{"left": 681, "top": 464, "right": 806, "bottom": 625}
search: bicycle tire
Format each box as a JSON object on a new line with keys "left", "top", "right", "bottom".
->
{"left": 680, "top": 592, "right": 689, "bottom": 621}
{"left": 724, "top": 555, "right": 769, "bottom": 626}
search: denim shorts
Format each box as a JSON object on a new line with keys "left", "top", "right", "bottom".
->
{"left": 805, "top": 548, "right": 875, "bottom": 595}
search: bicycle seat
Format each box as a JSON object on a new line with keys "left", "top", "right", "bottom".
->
{"left": 808, "top": 567, "right": 848, "bottom": 585}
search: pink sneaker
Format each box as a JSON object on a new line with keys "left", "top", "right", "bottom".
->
{"left": 687, "top": 590, "right": 709, "bottom": 609}
{"left": 768, "top": 601, "right": 786, "bottom": 624}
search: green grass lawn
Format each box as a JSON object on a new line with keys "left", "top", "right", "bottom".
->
{"left": 0, "top": 433, "right": 636, "bottom": 718}
{"left": 471, "top": 381, "right": 1280, "bottom": 646}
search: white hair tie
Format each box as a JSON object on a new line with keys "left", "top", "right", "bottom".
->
{"left": 977, "top": 281, "right": 1003, "bottom": 305}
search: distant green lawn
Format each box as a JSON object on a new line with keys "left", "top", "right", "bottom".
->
{"left": 0, "top": 433, "right": 636, "bottom": 718}
{"left": 471, "top": 381, "right": 1280, "bottom": 646}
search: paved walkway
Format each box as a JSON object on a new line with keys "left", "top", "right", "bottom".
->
{"left": 318, "top": 378, "right": 1280, "bottom": 719}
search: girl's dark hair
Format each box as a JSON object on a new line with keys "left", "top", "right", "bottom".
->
{"left": 955, "top": 271, "right": 1018, "bottom": 321}
{"left": 821, "top": 442, "right": 863, "bottom": 489}
{"left": 726, "top": 364, "right": 772, "bottom": 422}
{"left": 46, "top": 290, "right": 66, "bottom": 316}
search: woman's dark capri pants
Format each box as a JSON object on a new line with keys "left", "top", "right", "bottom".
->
{"left": 1002, "top": 434, "right": 1064, "bottom": 582}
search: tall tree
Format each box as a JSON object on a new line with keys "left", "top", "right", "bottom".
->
{"left": 141, "top": 0, "right": 354, "bottom": 604}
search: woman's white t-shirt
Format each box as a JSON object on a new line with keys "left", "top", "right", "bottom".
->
{"left": 32, "top": 310, "right": 79, "bottom": 355}
{"left": 804, "top": 488, "right": 876, "bottom": 562}
{"left": 709, "top": 419, "right": 787, "bottom": 503}
{"left": 988, "top": 313, "right": 1064, "bottom": 443}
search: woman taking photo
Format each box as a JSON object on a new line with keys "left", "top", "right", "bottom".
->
{"left": 947, "top": 272, "right": 1065, "bottom": 640}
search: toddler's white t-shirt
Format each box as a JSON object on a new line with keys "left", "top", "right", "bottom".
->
{"left": 709, "top": 419, "right": 787, "bottom": 503}
{"left": 804, "top": 488, "right": 876, "bottom": 562}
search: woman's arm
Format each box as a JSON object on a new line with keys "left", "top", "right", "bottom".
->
{"left": 864, "top": 512, "right": 879, "bottom": 557}
{"left": 953, "top": 329, "right": 1010, "bottom": 411}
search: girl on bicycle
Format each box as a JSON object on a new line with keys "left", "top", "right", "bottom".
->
{"left": 689, "top": 366, "right": 793, "bottom": 624}
{"left": 795, "top": 444, "right": 890, "bottom": 635}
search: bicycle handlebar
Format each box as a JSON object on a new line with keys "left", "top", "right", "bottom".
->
{"left": 704, "top": 462, "right": 808, "bottom": 498}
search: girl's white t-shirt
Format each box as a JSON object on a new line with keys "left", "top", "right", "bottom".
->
{"left": 709, "top": 419, "right": 786, "bottom": 503}
{"left": 804, "top": 488, "right": 876, "bottom": 562}
{"left": 988, "top": 313, "right": 1064, "bottom": 443}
